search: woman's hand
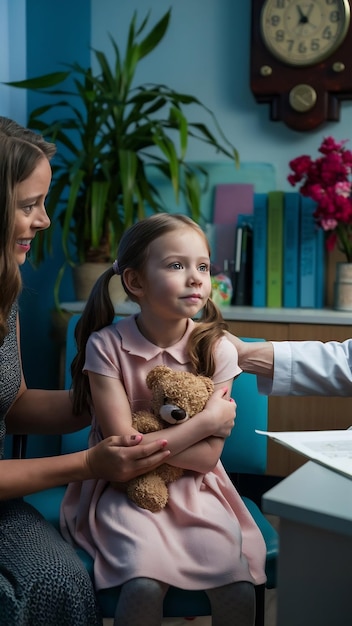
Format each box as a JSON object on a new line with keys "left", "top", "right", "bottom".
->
{"left": 226, "top": 332, "right": 274, "bottom": 377}
{"left": 202, "top": 387, "right": 236, "bottom": 439}
{"left": 225, "top": 333, "right": 247, "bottom": 367}
{"left": 84, "top": 435, "right": 170, "bottom": 482}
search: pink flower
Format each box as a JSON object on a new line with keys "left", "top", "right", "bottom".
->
{"left": 288, "top": 137, "right": 352, "bottom": 262}
{"left": 335, "top": 181, "right": 352, "bottom": 197}
{"left": 320, "top": 218, "right": 338, "bottom": 231}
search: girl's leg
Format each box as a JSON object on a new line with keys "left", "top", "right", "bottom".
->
{"left": 206, "top": 581, "right": 256, "bottom": 626}
{"left": 114, "top": 577, "right": 169, "bottom": 626}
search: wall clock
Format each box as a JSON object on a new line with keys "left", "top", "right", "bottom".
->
{"left": 250, "top": 0, "right": 352, "bottom": 131}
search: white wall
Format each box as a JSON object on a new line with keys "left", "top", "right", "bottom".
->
{"left": 91, "top": 0, "right": 352, "bottom": 191}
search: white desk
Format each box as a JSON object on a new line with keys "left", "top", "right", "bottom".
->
{"left": 262, "top": 461, "right": 352, "bottom": 626}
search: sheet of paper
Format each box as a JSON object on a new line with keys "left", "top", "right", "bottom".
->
{"left": 256, "top": 429, "right": 352, "bottom": 479}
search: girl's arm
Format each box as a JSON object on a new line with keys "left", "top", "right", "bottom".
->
{"left": 89, "top": 371, "right": 235, "bottom": 474}
{"left": 164, "top": 379, "right": 234, "bottom": 473}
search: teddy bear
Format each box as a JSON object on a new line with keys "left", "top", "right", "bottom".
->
{"left": 126, "top": 365, "right": 214, "bottom": 513}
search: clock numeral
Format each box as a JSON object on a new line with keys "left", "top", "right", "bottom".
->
{"left": 270, "top": 14, "right": 281, "bottom": 27}
{"left": 322, "top": 25, "right": 333, "bottom": 39}
{"left": 275, "top": 29, "right": 285, "bottom": 42}
{"left": 330, "top": 11, "right": 341, "bottom": 23}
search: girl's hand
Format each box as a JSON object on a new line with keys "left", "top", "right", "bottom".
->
{"left": 203, "top": 387, "right": 236, "bottom": 439}
{"left": 85, "top": 435, "right": 170, "bottom": 482}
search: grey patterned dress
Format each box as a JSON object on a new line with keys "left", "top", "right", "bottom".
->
{"left": 0, "top": 303, "right": 102, "bottom": 625}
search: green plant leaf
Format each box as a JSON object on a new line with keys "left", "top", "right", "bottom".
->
{"left": 90, "top": 182, "right": 110, "bottom": 248}
{"left": 6, "top": 71, "right": 69, "bottom": 89}
{"left": 138, "top": 10, "right": 171, "bottom": 60}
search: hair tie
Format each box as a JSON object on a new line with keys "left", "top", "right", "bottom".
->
{"left": 112, "top": 259, "right": 121, "bottom": 275}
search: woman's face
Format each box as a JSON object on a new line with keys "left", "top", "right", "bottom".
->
{"left": 14, "top": 157, "right": 51, "bottom": 265}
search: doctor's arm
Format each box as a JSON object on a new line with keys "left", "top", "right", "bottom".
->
{"left": 227, "top": 334, "right": 352, "bottom": 397}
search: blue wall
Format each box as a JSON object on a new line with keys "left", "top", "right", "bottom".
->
{"left": 19, "top": 0, "right": 90, "bottom": 388}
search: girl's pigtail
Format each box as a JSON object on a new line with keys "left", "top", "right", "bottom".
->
{"left": 71, "top": 267, "right": 116, "bottom": 414}
{"left": 188, "top": 298, "right": 228, "bottom": 378}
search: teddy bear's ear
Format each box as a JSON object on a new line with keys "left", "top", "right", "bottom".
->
{"left": 199, "top": 375, "right": 215, "bottom": 396}
{"left": 146, "top": 365, "right": 172, "bottom": 390}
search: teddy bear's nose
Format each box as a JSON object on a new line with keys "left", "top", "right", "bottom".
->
{"left": 159, "top": 404, "right": 189, "bottom": 424}
{"left": 171, "top": 408, "right": 187, "bottom": 422}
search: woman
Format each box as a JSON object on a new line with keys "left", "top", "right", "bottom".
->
{"left": 0, "top": 117, "right": 170, "bottom": 625}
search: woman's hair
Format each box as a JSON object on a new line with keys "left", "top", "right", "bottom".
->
{"left": 72, "top": 213, "right": 228, "bottom": 414}
{"left": 0, "top": 117, "right": 56, "bottom": 343}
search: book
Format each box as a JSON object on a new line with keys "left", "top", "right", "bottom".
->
{"left": 257, "top": 429, "right": 352, "bottom": 480}
{"left": 252, "top": 193, "right": 268, "bottom": 307}
{"left": 283, "top": 192, "right": 300, "bottom": 308}
{"left": 266, "top": 191, "right": 284, "bottom": 307}
{"left": 212, "top": 183, "right": 254, "bottom": 273}
{"left": 232, "top": 215, "right": 253, "bottom": 306}
{"left": 315, "top": 227, "right": 326, "bottom": 308}
{"left": 213, "top": 183, "right": 254, "bottom": 224}
{"left": 299, "top": 196, "right": 318, "bottom": 308}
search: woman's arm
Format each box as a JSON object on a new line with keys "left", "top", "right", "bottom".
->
{"left": 6, "top": 385, "right": 91, "bottom": 434}
{"left": 88, "top": 371, "right": 235, "bottom": 473}
{"left": 0, "top": 435, "right": 170, "bottom": 501}
{"left": 7, "top": 316, "right": 91, "bottom": 434}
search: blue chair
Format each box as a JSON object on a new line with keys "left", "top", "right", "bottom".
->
{"left": 23, "top": 314, "right": 278, "bottom": 626}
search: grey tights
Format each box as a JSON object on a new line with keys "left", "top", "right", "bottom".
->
{"left": 206, "top": 580, "right": 256, "bottom": 626}
{"left": 114, "top": 577, "right": 168, "bottom": 626}
{"left": 114, "top": 577, "right": 255, "bottom": 626}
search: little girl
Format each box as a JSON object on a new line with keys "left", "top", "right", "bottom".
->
{"left": 61, "top": 214, "right": 266, "bottom": 626}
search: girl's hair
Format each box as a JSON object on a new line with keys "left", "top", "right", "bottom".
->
{"left": 0, "top": 117, "right": 56, "bottom": 343}
{"left": 72, "top": 213, "right": 228, "bottom": 414}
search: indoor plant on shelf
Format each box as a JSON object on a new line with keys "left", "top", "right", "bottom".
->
{"left": 8, "top": 9, "right": 238, "bottom": 307}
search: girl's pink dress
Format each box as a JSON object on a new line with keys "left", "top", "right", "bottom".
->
{"left": 60, "top": 316, "right": 267, "bottom": 591}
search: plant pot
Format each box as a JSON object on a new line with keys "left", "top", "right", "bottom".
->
{"left": 72, "top": 262, "right": 127, "bottom": 305}
{"left": 333, "top": 262, "right": 352, "bottom": 311}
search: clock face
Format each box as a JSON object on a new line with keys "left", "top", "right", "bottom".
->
{"left": 261, "top": 0, "right": 350, "bottom": 66}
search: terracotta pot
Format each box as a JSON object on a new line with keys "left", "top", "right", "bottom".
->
{"left": 72, "top": 262, "right": 127, "bottom": 305}
{"left": 333, "top": 262, "right": 352, "bottom": 311}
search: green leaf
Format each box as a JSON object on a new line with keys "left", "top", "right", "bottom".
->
{"left": 90, "top": 182, "right": 110, "bottom": 248}
{"left": 138, "top": 10, "right": 171, "bottom": 60}
{"left": 6, "top": 71, "right": 69, "bottom": 89}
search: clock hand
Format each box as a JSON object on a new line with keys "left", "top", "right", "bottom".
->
{"left": 296, "top": 4, "right": 307, "bottom": 24}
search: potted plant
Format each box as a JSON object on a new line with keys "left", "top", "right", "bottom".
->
{"left": 8, "top": 9, "right": 238, "bottom": 306}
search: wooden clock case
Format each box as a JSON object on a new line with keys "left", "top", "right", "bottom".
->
{"left": 250, "top": 0, "right": 352, "bottom": 131}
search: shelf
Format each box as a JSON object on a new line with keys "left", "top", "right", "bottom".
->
{"left": 220, "top": 306, "right": 352, "bottom": 325}
{"left": 60, "top": 302, "right": 352, "bottom": 325}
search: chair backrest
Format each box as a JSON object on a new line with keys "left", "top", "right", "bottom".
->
{"left": 62, "top": 315, "right": 268, "bottom": 475}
